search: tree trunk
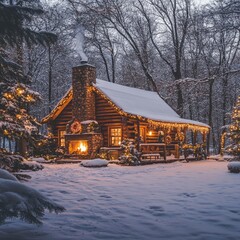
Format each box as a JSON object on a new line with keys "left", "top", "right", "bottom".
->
{"left": 18, "top": 139, "right": 28, "bottom": 158}
{"left": 207, "top": 78, "right": 217, "bottom": 153}
{"left": 48, "top": 46, "right": 52, "bottom": 113}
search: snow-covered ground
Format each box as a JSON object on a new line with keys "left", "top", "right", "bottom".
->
{"left": 1, "top": 160, "right": 240, "bottom": 240}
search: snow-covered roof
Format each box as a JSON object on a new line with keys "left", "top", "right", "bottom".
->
{"left": 94, "top": 79, "right": 209, "bottom": 128}
{"left": 42, "top": 79, "right": 209, "bottom": 130}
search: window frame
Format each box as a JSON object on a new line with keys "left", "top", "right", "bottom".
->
{"left": 108, "top": 126, "right": 122, "bottom": 147}
{"left": 58, "top": 130, "right": 66, "bottom": 147}
{"left": 139, "top": 126, "right": 146, "bottom": 142}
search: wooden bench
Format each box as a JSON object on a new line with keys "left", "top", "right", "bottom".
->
{"left": 141, "top": 153, "right": 161, "bottom": 160}
{"left": 140, "top": 143, "right": 166, "bottom": 161}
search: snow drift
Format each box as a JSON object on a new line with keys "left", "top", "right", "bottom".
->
{"left": 80, "top": 159, "right": 108, "bottom": 167}
{"left": 227, "top": 161, "right": 240, "bottom": 173}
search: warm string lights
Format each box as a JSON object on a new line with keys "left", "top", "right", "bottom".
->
{"left": 220, "top": 132, "right": 227, "bottom": 156}
{"left": 3, "top": 92, "right": 14, "bottom": 100}
{"left": 92, "top": 86, "right": 210, "bottom": 133}
{"left": 148, "top": 120, "right": 209, "bottom": 134}
{"left": 4, "top": 85, "right": 37, "bottom": 104}
{"left": 42, "top": 84, "right": 210, "bottom": 134}
{"left": 42, "top": 88, "right": 73, "bottom": 123}
{"left": 225, "top": 96, "right": 240, "bottom": 157}
{"left": 16, "top": 86, "right": 25, "bottom": 95}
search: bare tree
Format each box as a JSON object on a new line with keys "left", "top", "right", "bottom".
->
{"left": 136, "top": 0, "right": 192, "bottom": 115}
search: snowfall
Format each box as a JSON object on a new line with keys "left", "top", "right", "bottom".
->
{"left": 1, "top": 160, "right": 240, "bottom": 240}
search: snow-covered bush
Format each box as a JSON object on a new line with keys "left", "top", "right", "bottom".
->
{"left": 0, "top": 153, "right": 43, "bottom": 172}
{"left": 0, "top": 153, "right": 25, "bottom": 172}
{"left": 227, "top": 162, "right": 240, "bottom": 173}
{"left": 80, "top": 159, "right": 108, "bottom": 167}
{"left": 22, "top": 160, "right": 44, "bottom": 171}
{"left": 225, "top": 96, "right": 240, "bottom": 160}
{"left": 32, "top": 136, "right": 58, "bottom": 157}
{"left": 0, "top": 169, "right": 65, "bottom": 224}
{"left": 119, "top": 139, "right": 141, "bottom": 166}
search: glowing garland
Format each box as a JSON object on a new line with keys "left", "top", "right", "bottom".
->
{"left": 42, "top": 85, "right": 210, "bottom": 133}
{"left": 42, "top": 88, "right": 73, "bottom": 123}
{"left": 91, "top": 86, "right": 210, "bottom": 133}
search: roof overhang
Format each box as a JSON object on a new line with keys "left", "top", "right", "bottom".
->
{"left": 41, "top": 88, "right": 72, "bottom": 124}
{"left": 41, "top": 82, "right": 210, "bottom": 133}
{"left": 92, "top": 86, "right": 210, "bottom": 133}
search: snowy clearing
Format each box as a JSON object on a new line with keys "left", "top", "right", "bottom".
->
{"left": 1, "top": 160, "right": 240, "bottom": 240}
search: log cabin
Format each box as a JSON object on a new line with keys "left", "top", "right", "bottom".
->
{"left": 42, "top": 62, "right": 210, "bottom": 160}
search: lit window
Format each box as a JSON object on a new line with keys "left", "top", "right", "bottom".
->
{"left": 110, "top": 127, "right": 122, "bottom": 146}
{"left": 59, "top": 130, "right": 66, "bottom": 147}
{"left": 140, "top": 127, "right": 146, "bottom": 142}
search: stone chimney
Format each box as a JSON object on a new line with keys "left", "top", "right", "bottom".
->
{"left": 72, "top": 63, "right": 96, "bottom": 121}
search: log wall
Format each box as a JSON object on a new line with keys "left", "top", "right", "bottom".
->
{"left": 95, "top": 93, "right": 122, "bottom": 146}
{"left": 51, "top": 100, "right": 73, "bottom": 136}
{"left": 49, "top": 92, "right": 179, "bottom": 148}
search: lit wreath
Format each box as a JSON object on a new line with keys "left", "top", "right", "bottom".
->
{"left": 175, "top": 132, "right": 185, "bottom": 142}
{"left": 70, "top": 121, "right": 82, "bottom": 134}
{"left": 165, "top": 135, "right": 172, "bottom": 145}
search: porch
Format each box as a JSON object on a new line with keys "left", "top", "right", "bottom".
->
{"left": 99, "top": 141, "right": 207, "bottom": 163}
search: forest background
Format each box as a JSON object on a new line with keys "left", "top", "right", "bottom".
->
{"left": 2, "top": 0, "right": 240, "bottom": 153}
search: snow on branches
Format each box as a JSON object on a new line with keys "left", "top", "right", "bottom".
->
{"left": 0, "top": 169, "right": 65, "bottom": 225}
{"left": 225, "top": 96, "right": 240, "bottom": 160}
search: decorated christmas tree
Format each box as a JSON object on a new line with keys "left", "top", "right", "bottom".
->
{"left": 0, "top": 0, "right": 56, "bottom": 155}
{"left": 226, "top": 96, "right": 240, "bottom": 160}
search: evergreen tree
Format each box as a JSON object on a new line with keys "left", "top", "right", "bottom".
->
{"left": 226, "top": 96, "right": 240, "bottom": 159}
{"left": 0, "top": 0, "right": 56, "bottom": 154}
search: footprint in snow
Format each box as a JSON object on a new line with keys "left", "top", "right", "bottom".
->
{"left": 181, "top": 192, "right": 197, "bottom": 198}
{"left": 100, "top": 195, "right": 112, "bottom": 199}
{"left": 145, "top": 206, "right": 165, "bottom": 217}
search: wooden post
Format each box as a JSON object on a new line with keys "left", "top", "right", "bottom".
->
{"left": 136, "top": 120, "right": 140, "bottom": 151}
{"left": 193, "top": 131, "right": 197, "bottom": 145}
{"left": 183, "top": 127, "right": 187, "bottom": 144}
{"left": 202, "top": 132, "right": 206, "bottom": 143}
{"left": 18, "top": 139, "right": 28, "bottom": 157}
{"left": 206, "top": 131, "right": 210, "bottom": 156}
{"left": 121, "top": 117, "right": 128, "bottom": 140}
{"left": 202, "top": 131, "right": 207, "bottom": 157}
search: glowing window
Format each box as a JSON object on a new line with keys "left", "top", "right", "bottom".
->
{"left": 110, "top": 128, "right": 122, "bottom": 146}
{"left": 59, "top": 130, "right": 66, "bottom": 147}
{"left": 140, "top": 127, "right": 146, "bottom": 142}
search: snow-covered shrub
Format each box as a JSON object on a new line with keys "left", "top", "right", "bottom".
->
{"left": 0, "top": 169, "right": 65, "bottom": 224}
{"left": 224, "top": 96, "right": 240, "bottom": 160}
{"left": 119, "top": 139, "right": 141, "bottom": 166}
{"left": 80, "top": 159, "right": 108, "bottom": 167}
{"left": 227, "top": 162, "right": 240, "bottom": 173}
{"left": 0, "top": 153, "right": 43, "bottom": 172}
{"left": 0, "top": 153, "right": 25, "bottom": 171}
{"left": 21, "top": 160, "right": 44, "bottom": 171}
{"left": 32, "top": 136, "right": 58, "bottom": 157}
{"left": 97, "top": 149, "right": 108, "bottom": 160}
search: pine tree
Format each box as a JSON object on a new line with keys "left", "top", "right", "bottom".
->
{"left": 226, "top": 96, "right": 240, "bottom": 159}
{"left": 0, "top": 0, "right": 56, "bottom": 154}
